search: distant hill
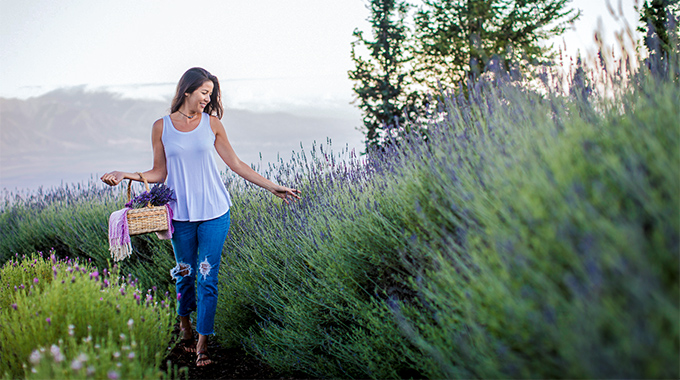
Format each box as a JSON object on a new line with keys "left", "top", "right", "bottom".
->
{"left": 0, "top": 88, "right": 363, "bottom": 191}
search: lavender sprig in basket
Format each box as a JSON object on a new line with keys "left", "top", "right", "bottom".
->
{"left": 126, "top": 183, "right": 176, "bottom": 209}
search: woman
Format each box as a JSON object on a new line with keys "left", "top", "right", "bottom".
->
{"left": 101, "top": 67, "right": 300, "bottom": 367}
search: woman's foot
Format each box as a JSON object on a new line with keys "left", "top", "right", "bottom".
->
{"left": 194, "top": 333, "right": 212, "bottom": 366}
{"left": 196, "top": 351, "right": 213, "bottom": 367}
{"left": 177, "top": 336, "right": 196, "bottom": 353}
{"left": 177, "top": 316, "right": 195, "bottom": 353}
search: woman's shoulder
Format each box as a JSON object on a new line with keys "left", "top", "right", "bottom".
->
{"left": 207, "top": 114, "right": 224, "bottom": 132}
{"left": 153, "top": 117, "right": 165, "bottom": 129}
{"left": 151, "top": 118, "right": 165, "bottom": 138}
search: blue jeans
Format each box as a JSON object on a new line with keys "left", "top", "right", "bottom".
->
{"left": 169, "top": 210, "right": 230, "bottom": 336}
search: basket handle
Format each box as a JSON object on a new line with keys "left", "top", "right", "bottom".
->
{"left": 127, "top": 172, "right": 151, "bottom": 206}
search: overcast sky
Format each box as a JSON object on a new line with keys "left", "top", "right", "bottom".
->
{"left": 0, "top": 0, "right": 642, "bottom": 112}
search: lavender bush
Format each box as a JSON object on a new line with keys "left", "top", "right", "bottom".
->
{"left": 0, "top": 252, "right": 175, "bottom": 379}
{"left": 0, "top": 180, "right": 176, "bottom": 292}
{"left": 213, "top": 49, "right": 679, "bottom": 378}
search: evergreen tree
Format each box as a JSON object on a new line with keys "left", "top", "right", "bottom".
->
{"left": 412, "top": 0, "right": 579, "bottom": 91}
{"left": 349, "top": 0, "right": 422, "bottom": 149}
{"left": 637, "top": 0, "right": 680, "bottom": 60}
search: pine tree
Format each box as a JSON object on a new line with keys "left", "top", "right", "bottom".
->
{"left": 637, "top": 0, "right": 680, "bottom": 60}
{"left": 349, "top": 0, "right": 422, "bottom": 149}
{"left": 412, "top": 0, "right": 580, "bottom": 91}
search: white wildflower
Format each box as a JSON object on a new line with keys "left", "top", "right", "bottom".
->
{"left": 50, "top": 344, "right": 64, "bottom": 362}
{"left": 29, "top": 349, "right": 42, "bottom": 364}
{"left": 71, "top": 359, "right": 83, "bottom": 371}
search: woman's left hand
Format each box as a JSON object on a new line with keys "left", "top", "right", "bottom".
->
{"left": 271, "top": 185, "right": 301, "bottom": 204}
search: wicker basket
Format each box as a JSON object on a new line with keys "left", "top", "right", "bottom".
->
{"left": 126, "top": 173, "right": 169, "bottom": 236}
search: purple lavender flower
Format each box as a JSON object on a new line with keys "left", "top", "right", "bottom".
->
{"left": 126, "top": 183, "right": 175, "bottom": 208}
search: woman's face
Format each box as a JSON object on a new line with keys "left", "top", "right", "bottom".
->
{"left": 184, "top": 80, "right": 214, "bottom": 113}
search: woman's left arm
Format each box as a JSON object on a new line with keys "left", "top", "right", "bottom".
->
{"left": 211, "top": 116, "right": 301, "bottom": 203}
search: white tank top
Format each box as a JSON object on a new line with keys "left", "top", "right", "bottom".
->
{"left": 161, "top": 113, "right": 232, "bottom": 221}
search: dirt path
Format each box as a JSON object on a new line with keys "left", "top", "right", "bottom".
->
{"left": 163, "top": 326, "right": 310, "bottom": 379}
{"left": 165, "top": 342, "right": 282, "bottom": 379}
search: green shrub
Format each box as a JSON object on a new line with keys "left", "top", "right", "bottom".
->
{"left": 214, "top": 148, "right": 434, "bottom": 378}
{"left": 386, "top": 68, "right": 680, "bottom": 378}
{"left": 0, "top": 253, "right": 175, "bottom": 379}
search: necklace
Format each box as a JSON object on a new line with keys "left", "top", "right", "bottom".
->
{"left": 177, "top": 110, "right": 195, "bottom": 119}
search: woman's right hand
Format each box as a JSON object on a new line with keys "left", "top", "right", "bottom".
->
{"left": 100, "top": 171, "right": 126, "bottom": 186}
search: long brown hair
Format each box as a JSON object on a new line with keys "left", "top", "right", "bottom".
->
{"left": 170, "top": 67, "right": 223, "bottom": 119}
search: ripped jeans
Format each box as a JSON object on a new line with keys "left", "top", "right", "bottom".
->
{"left": 169, "top": 210, "right": 230, "bottom": 336}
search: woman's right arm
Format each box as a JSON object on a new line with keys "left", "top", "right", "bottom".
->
{"left": 100, "top": 119, "right": 167, "bottom": 186}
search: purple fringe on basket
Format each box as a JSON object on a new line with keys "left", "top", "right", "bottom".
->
{"left": 155, "top": 205, "right": 174, "bottom": 240}
{"left": 108, "top": 208, "right": 132, "bottom": 262}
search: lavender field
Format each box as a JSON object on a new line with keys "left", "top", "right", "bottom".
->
{"left": 1, "top": 52, "right": 679, "bottom": 378}
{"left": 211, "top": 56, "right": 679, "bottom": 378}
